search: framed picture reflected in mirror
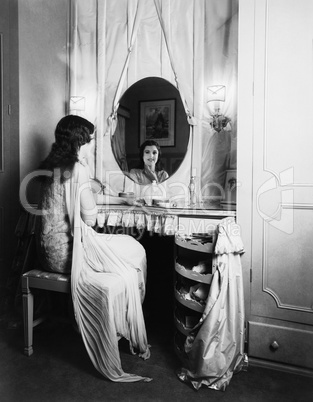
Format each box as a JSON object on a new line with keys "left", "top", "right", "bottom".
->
{"left": 139, "top": 99, "right": 175, "bottom": 147}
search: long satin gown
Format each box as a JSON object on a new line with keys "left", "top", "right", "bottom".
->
{"left": 39, "top": 162, "right": 151, "bottom": 382}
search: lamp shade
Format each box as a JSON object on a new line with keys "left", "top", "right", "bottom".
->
{"left": 207, "top": 85, "right": 226, "bottom": 102}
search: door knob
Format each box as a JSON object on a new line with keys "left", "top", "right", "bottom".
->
{"left": 270, "top": 340, "right": 279, "bottom": 351}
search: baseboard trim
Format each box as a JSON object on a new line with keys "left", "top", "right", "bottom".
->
{"left": 249, "top": 357, "right": 313, "bottom": 378}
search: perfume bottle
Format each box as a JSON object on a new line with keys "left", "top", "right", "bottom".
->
{"left": 144, "top": 180, "right": 158, "bottom": 206}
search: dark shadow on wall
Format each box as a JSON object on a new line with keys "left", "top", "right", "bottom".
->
{"left": 23, "top": 132, "right": 50, "bottom": 205}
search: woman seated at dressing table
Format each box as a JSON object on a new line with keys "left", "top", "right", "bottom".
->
{"left": 129, "top": 140, "right": 169, "bottom": 184}
{"left": 35, "top": 115, "right": 151, "bottom": 382}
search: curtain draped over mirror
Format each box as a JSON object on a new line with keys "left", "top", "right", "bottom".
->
{"left": 112, "top": 115, "right": 128, "bottom": 172}
{"left": 69, "top": 0, "right": 238, "bottom": 199}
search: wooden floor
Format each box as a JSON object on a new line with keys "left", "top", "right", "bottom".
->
{"left": 0, "top": 311, "right": 313, "bottom": 402}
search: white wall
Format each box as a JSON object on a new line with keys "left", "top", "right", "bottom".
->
{"left": 19, "top": 0, "right": 69, "bottom": 181}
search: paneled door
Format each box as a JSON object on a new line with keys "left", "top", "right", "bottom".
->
{"left": 241, "top": 0, "right": 313, "bottom": 374}
{"left": 0, "top": 0, "right": 19, "bottom": 292}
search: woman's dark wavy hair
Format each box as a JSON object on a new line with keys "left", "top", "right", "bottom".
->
{"left": 137, "top": 139, "right": 163, "bottom": 171}
{"left": 39, "top": 115, "right": 94, "bottom": 176}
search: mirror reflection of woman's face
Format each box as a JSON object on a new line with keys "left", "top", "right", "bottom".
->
{"left": 143, "top": 145, "right": 159, "bottom": 169}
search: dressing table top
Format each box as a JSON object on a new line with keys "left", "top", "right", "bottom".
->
{"left": 97, "top": 203, "right": 235, "bottom": 217}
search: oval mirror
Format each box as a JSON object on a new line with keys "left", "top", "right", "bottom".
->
{"left": 111, "top": 77, "right": 189, "bottom": 184}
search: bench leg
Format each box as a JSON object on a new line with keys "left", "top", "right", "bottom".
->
{"left": 23, "top": 289, "right": 34, "bottom": 356}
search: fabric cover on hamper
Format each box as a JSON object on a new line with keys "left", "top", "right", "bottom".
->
{"left": 177, "top": 217, "right": 246, "bottom": 391}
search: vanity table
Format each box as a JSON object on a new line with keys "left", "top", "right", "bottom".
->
{"left": 96, "top": 203, "right": 235, "bottom": 235}
{"left": 96, "top": 202, "right": 236, "bottom": 361}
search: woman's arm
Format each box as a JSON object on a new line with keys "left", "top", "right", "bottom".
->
{"left": 79, "top": 165, "right": 98, "bottom": 226}
{"left": 160, "top": 170, "right": 169, "bottom": 182}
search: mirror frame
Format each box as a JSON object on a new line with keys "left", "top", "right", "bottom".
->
{"left": 111, "top": 77, "right": 190, "bottom": 184}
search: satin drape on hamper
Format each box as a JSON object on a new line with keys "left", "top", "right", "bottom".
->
{"left": 177, "top": 217, "right": 245, "bottom": 391}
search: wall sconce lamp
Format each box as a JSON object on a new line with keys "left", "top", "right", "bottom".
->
{"left": 207, "top": 85, "right": 230, "bottom": 132}
{"left": 70, "top": 96, "right": 85, "bottom": 114}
